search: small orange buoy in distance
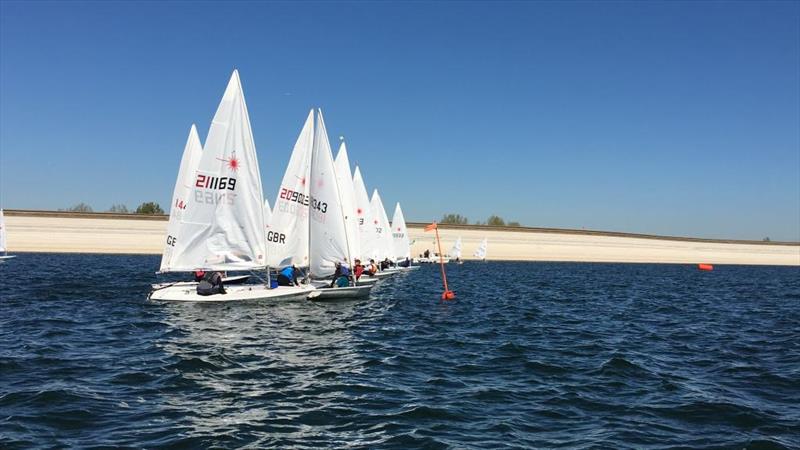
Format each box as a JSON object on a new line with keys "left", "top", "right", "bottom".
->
{"left": 698, "top": 264, "right": 714, "bottom": 271}
{"left": 442, "top": 290, "right": 456, "bottom": 300}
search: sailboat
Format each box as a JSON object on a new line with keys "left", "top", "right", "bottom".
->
{"left": 474, "top": 238, "right": 488, "bottom": 261}
{"left": 268, "top": 110, "right": 313, "bottom": 269}
{"left": 149, "top": 70, "right": 312, "bottom": 302}
{"left": 368, "top": 189, "right": 401, "bottom": 279}
{"left": 352, "top": 165, "right": 380, "bottom": 263}
{"left": 390, "top": 202, "right": 419, "bottom": 271}
{"left": 307, "top": 110, "right": 372, "bottom": 300}
{"left": 333, "top": 141, "right": 361, "bottom": 266}
{"left": 451, "top": 237, "right": 463, "bottom": 264}
{"left": 0, "top": 209, "right": 15, "bottom": 261}
{"left": 158, "top": 124, "right": 202, "bottom": 272}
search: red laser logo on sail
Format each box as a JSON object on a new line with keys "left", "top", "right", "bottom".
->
{"left": 216, "top": 154, "right": 240, "bottom": 172}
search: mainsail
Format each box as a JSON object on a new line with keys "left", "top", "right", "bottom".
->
{"left": 334, "top": 141, "right": 361, "bottom": 264}
{"left": 159, "top": 124, "right": 203, "bottom": 272}
{"left": 451, "top": 237, "right": 463, "bottom": 259}
{"left": 474, "top": 238, "right": 488, "bottom": 259}
{"left": 267, "top": 110, "right": 314, "bottom": 267}
{"left": 309, "top": 110, "right": 351, "bottom": 277}
{"left": 166, "top": 70, "right": 267, "bottom": 271}
{"left": 390, "top": 202, "right": 411, "bottom": 260}
{"left": 353, "top": 165, "right": 378, "bottom": 261}
{"left": 370, "top": 189, "right": 393, "bottom": 261}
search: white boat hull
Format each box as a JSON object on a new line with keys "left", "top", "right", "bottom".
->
{"left": 149, "top": 283, "right": 314, "bottom": 302}
{"left": 416, "top": 257, "right": 449, "bottom": 264}
{"left": 308, "top": 284, "right": 373, "bottom": 300}
{"left": 150, "top": 274, "right": 251, "bottom": 290}
{"left": 0, "top": 255, "right": 15, "bottom": 261}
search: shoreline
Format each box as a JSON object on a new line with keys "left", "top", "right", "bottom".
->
{"left": 3, "top": 210, "right": 799, "bottom": 266}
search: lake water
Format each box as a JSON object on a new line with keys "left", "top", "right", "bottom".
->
{"left": 1, "top": 254, "right": 798, "bottom": 448}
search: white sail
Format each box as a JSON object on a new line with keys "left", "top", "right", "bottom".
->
{"left": 474, "top": 238, "right": 488, "bottom": 259}
{"left": 334, "top": 141, "right": 360, "bottom": 264}
{"left": 390, "top": 202, "right": 411, "bottom": 260}
{"left": 268, "top": 110, "right": 314, "bottom": 267}
{"left": 370, "top": 189, "right": 393, "bottom": 261}
{"left": 353, "top": 165, "right": 378, "bottom": 261}
{"left": 166, "top": 70, "right": 267, "bottom": 271}
{"left": 160, "top": 124, "right": 203, "bottom": 272}
{"left": 0, "top": 209, "right": 7, "bottom": 253}
{"left": 263, "top": 198, "right": 272, "bottom": 229}
{"left": 309, "top": 110, "right": 350, "bottom": 277}
{"left": 451, "top": 237, "right": 462, "bottom": 259}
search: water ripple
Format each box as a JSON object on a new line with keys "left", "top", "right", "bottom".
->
{"left": 1, "top": 255, "right": 798, "bottom": 448}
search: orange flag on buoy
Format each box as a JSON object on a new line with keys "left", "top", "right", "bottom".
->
{"left": 424, "top": 222, "right": 437, "bottom": 232}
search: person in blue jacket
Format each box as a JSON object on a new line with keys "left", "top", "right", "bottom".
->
{"left": 278, "top": 264, "right": 300, "bottom": 286}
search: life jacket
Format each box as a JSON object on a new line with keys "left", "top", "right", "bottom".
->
{"left": 280, "top": 266, "right": 295, "bottom": 279}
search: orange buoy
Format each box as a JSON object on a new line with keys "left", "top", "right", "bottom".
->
{"left": 442, "top": 290, "right": 456, "bottom": 300}
{"left": 698, "top": 264, "right": 714, "bottom": 271}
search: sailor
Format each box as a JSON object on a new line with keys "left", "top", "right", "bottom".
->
{"left": 398, "top": 257, "right": 410, "bottom": 268}
{"left": 330, "top": 262, "right": 351, "bottom": 288}
{"left": 197, "top": 271, "right": 226, "bottom": 295}
{"left": 278, "top": 264, "right": 300, "bottom": 286}
{"left": 353, "top": 259, "right": 364, "bottom": 280}
{"left": 424, "top": 249, "right": 430, "bottom": 258}
{"left": 367, "top": 259, "right": 378, "bottom": 276}
{"left": 194, "top": 270, "right": 206, "bottom": 282}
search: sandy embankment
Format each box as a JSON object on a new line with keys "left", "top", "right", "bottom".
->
{"left": 3, "top": 212, "right": 799, "bottom": 266}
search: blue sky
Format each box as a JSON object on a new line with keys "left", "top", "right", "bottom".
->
{"left": 1, "top": 1, "right": 798, "bottom": 240}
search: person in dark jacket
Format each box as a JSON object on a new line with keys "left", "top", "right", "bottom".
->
{"left": 330, "top": 262, "right": 351, "bottom": 288}
{"left": 197, "top": 271, "right": 225, "bottom": 295}
{"left": 278, "top": 265, "right": 300, "bottom": 286}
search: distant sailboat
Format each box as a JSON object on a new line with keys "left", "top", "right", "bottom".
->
{"left": 370, "top": 189, "right": 394, "bottom": 262}
{"left": 0, "top": 209, "right": 16, "bottom": 261}
{"left": 353, "top": 166, "right": 379, "bottom": 262}
{"left": 334, "top": 141, "right": 361, "bottom": 265}
{"left": 390, "top": 202, "right": 411, "bottom": 262}
{"left": 149, "top": 70, "right": 312, "bottom": 302}
{"left": 451, "top": 237, "right": 463, "bottom": 264}
{"left": 474, "top": 238, "right": 488, "bottom": 261}
{"left": 390, "top": 203, "right": 419, "bottom": 271}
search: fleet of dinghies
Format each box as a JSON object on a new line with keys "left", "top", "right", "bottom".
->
{"left": 149, "top": 71, "right": 416, "bottom": 302}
